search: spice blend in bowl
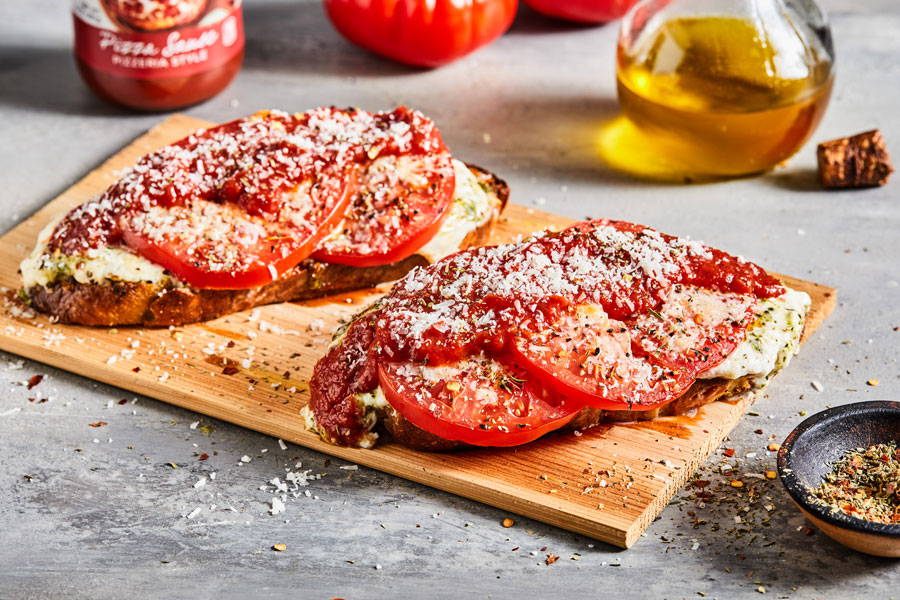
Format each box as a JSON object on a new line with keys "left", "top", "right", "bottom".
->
{"left": 812, "top": 442, "right": 900, "bottom": 525}
{"left": 778, "top": 401, "right": 900, "bottom": 557}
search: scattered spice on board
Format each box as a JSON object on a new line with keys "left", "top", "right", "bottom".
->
{"left": 812, "top": 442, "right": 900, "bottom": 524}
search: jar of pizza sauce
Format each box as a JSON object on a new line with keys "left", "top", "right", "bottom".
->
{"left": 72, "top": 0, "right": 244, "bottom": 111}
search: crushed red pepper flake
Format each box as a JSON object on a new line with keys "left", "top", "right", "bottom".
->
{"left": 545, "top": 554, "right": 559, "bottom": 565}
{"left": 222, "top": 365, "right": 239, "bottom": 375}
{"left": 723, "top": 448, "right": 735, "bottom": 457}
{"left": 88, "top": 421, "right": 107, "bottom": 428}
{"left": 27, "top": 374, "right": 44, "bottom": 389}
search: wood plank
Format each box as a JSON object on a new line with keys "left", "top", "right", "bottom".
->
{"left": 0, "top": 115, "right": 836, "bottom": 548}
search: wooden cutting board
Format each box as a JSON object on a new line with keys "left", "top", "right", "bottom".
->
{"left": 0, "top": 115, "right": 836, "bottom": 548}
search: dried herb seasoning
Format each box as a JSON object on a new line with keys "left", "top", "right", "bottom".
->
{"left": 812, "top": 442, "right": 900, "bottom": 525}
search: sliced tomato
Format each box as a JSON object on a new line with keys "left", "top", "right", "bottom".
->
{"left": 511, "top": 304, "right": 693, "bottom": 411}
{"left": 626, "top": 284, "right": 755, "bottom": 375}
{"left": 311, "top": 151, "right": 456, "bottom": 267}
{"left": 512, "top": 286, "right": 757, "bottom": 411}
{"left": 122, "top": 169, "right": 354, "bottom": 289}
{"left": 378, "top": 355, "right": 579, "bottom": 447}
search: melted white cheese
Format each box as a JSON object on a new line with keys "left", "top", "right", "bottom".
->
{"left": 699, "top": 287, "right": 810, "bottom": 383}
{"left": 416, "top": 159, "right": 493, "bottom": 263}
{"left": 20, "top": 215, "right": 171, "bottom": 288}
{"left": 21, "top": 159, "right": 493, "bottom": 290}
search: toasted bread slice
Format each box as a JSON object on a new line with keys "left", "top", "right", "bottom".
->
{"left": 22, "top": 164, "right": 508, "bottom": 327}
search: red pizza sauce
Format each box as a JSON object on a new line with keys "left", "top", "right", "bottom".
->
{"left": 308, "top": 309, "right": 382, "bottom": 445}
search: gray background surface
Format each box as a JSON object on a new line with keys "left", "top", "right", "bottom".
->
{"left": 1, "top": 1, "right": 898, "bottom": 598}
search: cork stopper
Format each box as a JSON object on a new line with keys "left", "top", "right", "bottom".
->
{"left": 817, "top": 130, "right": 893, "bottom": 189}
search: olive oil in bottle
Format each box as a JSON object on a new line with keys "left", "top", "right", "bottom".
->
{"left": 615, "top": 13, "right": 834, "bottom": 177}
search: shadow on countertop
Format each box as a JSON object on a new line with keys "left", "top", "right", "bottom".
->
{"left": 241, "top": 1, "right": 420, "bottom": 78}
{"left": 506, "top": 2, "right": 616, "bottom": 36}
{"left": 241, "top": 1, "right": 615, "bottom": 76}
{"left": 0, "top": 45, "right": 130, "bottom": 116}
{"left": 446, "top": 93, "right": 681, "bottom": 189}
{"left": 0, "top": 1, "right": 415, "bottom": 116}
{"left": 0, "top": 0, "right": 620, "bottom": 117}
{"left": 763, "top": 168, "right": 824, "bottom": 192}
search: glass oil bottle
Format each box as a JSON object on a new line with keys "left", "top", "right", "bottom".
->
{"left": 613, "top": 0, "right": 834, "bottom": 178}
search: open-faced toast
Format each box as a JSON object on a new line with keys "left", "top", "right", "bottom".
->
{"left": 19, "top": 108, "right": 508, "bottom": 327}
{"left": 23, "top": 165, "right": 506, "bottom": 327}
{"left": 305, "top": 218, "right": 811, "bottom": 451}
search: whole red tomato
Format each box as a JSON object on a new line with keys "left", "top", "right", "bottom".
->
{"left": 324, "top": 0, "right": 519, "bottom": 68}
{"left": 523, "top": 0, "right": 638, "bottom": 23}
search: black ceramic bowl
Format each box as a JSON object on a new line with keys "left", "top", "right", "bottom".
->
{"left": 777, "top": 401, "right": 900, "bottom": 557}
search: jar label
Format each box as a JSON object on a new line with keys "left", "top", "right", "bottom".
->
{"left": 73, "top": 0, "right": 244, "bottom": 80}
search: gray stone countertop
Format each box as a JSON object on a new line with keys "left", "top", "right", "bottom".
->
{"left": 1, "top": 1, "right": 898, "bottom": 598}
